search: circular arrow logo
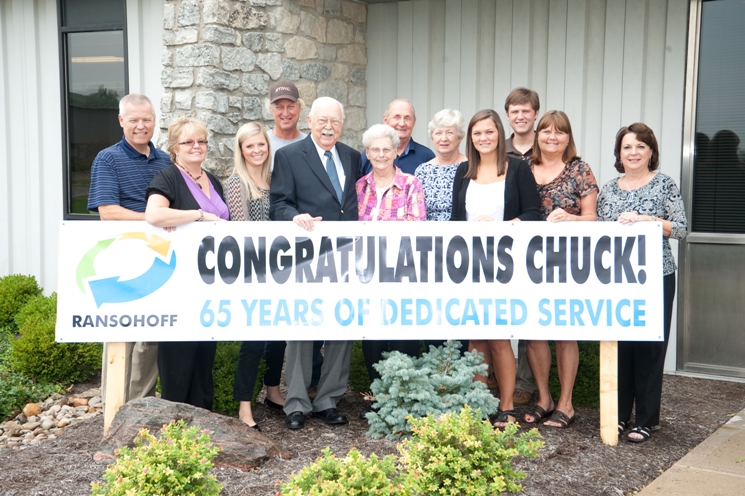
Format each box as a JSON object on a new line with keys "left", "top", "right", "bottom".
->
{"left": 75, "top": 232, "right": 177, "bottom": 308}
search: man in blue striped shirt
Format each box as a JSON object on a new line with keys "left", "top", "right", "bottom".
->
{"left": 88, "top": 94, "right": 170, "bottom": 402}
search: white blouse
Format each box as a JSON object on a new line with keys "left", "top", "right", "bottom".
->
{"left": 465, "top": 180, "right": 505, "bottom": 221}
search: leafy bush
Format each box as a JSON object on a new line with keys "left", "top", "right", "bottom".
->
{"left": 367, "top": 340, "right": 499, "bottom": 439}
{"left": 400, "top": 406, "right": 543, "bottom": 495}
{"left": 91, "top": 419, "right": 222, "bottom": 496}
{"left": 348, "top": 340, "right": 371, "bottom": 392}
{"left": 8, "top": 293, "right": 101, "bottom": 384}
{"left": 212, "top": 342, "right": 266, "bottom": 416}
{"left": 0, "top": 274, "right": 42, "bottom": 329}
{"left": 548, "top": 341, "right": 600, "bottom": 409}
{"left": 279, "top": 447, "right": 413, "bottom": 496}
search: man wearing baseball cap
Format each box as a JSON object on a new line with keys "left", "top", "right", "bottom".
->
{"left": 267, "top": 80, "right": 307, "bottom": 163}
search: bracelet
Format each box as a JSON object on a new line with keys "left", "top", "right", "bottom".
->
{"left": 197, "top": 209, "right": 204, "bottom": 222}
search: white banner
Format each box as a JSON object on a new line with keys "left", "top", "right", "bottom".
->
{"left": 56, "top": 220, "right": 663, "bottom": 342}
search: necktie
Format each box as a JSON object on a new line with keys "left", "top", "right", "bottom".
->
{"left": 324, "top": 151, "right": 343, "bottom": 204}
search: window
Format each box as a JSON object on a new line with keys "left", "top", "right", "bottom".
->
{"left": 60, "top": 0, "right": 127, "bottom": 216}
{"left": 691, "top": 0, "right": 745, "bottom": 233}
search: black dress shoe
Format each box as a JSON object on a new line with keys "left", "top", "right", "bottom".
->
{"left": 285, "top": 411, "right": 306, "bottom": 430}
{"left": 359, "top": 405, "right": 377, "bottom": 420}
{"left": 264, "top": 398, "right": 284, "bottom": 410}
{"left": 312, "top": 408, "right": 348, "bottom": 425}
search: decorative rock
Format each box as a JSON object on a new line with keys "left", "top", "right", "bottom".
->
{"left": 199, "top": 112, "right": 238, "bottom": 134}
{"left": 47, "top": 434, "right": 56, "bottom": 440}
{"left": 229, "top": 4, "right": 267, "bottom": 30}
{"left": 274, "top": 7, "right": 301, "bottom": 34}
{"left": 15, "top": 413, "right": 27, "bottom": 423}
{"left": 47, "top": 405, "right": 62, "bottom": 416}
{"left": 24, "top": 432, "right": 34, "bottom": 441}
{"left": 283, "top": 60, "right": 300, "bottom": 80}
{"left": 72, "top": 397, "right": 89, "bottom": 408}
{"left": 301, "top": 63, "right": 331, "bottom": 81}
{"left": 196, "top": 68, "right": 240, "bottom": 91}
{"left": 256, "top": 53, "right": 283, "bottom": 80}
{"left": 222, "top": 46, "right": 255, "bottom": 72}
{"left": 203, "top": 25, "right": 237, "bottom": 45}
{"left": 317, "top": 80, "right": 347, "bottom": 103}
{"left": 285, "top": 37, "right": 318, "bottom": 60}
{"left": 163, "top": 3, "right": 175, "bottom": 30}
{"left": 326, "top": 19, "right": 353, "bottom": 44}
{"left": 41, "top": 419, "right": 55, "bottom": 430}
{"left": 196, "top": 91, "right": 229, "bottom": 113}
{"left": 26, "top": 415, "right": 39, "bottom": 423}
{"left": 174, "top": 90, "right": 193, "bottom": 110}
{"left": 243, "top": 97, "right": 262, "bottom": 120}
{"left": 264, "top": 33, "right": 285, "bottom": 53}
{"left": 176, "top": 44, "right": 220, "bottom": 67}
{"left": 300, "top": 11, "right": 326, "bottom": 42}
{"left": 266, "top": 0, "right": 282, "bottom": 5}
{"left": 88, "top": 396, "right": 103, "bottom": 408}
{"left": 177, "top": 1, "right": 201, "bottom": 27}
{"left": 337, "top": 45, "right": 367, "bottom": 65}
{"left": 57, "top": 419, "right": 70, "bottom": 428}
{"left": 351, "top": 67, "right": 366, "bottom": 84}
{"left": 162, "top": 68, "right": 195, "bottom": 89}
{"left": 242, "top": 73, "right": 269, "bottom": 95}
{"left": 21, "top": 422, "right": 40, "bottom": 430}
{"left": 242, "top": 33, "right": 263, "bottom": 51}
{"left": 3, "top": 422, "right": 22, "bottom": 437}
{"left": 163, "top": 28, "right": 199, "bottom": 46}
{"left": 95, "top": 397, "right": 288, "bottom": 471}
{"left": 203, "top": 0, "right": 230, "bottom": 24}
{"left": 22, "top": 403, "right": 41, "bottom": 418}
{"left": 342, "top": 0, "right": 366, "bottom": 24}
{"left": 89, "top": 407, "right": 97, "bottom": 413}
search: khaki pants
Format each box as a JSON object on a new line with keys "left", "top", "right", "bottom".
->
{"left": 101, "top": 342, "right": 159, "bottom": 403}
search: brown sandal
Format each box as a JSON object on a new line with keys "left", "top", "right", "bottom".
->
{"left": 544, "top": 409, "right": 576, "bottom": 429}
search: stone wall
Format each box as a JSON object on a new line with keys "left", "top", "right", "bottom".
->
{"left": 160, "top": 0, "right": 367, "bottom": 179}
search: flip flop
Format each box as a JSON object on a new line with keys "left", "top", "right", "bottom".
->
{"left": 523, "top": 402, "right": 556, "bottom": 424}
{"left": 544, "top": 409, "right": 576, "bottom": 429}
{"left": 626, "top": 426, "right": 651, "bottom": 443}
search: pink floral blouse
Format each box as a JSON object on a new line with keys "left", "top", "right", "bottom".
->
{"left": 356, "top": 167, "right": 427, "bottom": 221}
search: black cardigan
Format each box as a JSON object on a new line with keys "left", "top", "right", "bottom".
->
{"left": 146, "top": 164, "right": 225, "bottom": 210}
{"left": 450, "top": 157, "right": 541, "bottom": 221}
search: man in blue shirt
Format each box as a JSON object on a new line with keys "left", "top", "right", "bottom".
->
{"left": 360, "top": 99, "right": 435, "bottom": 175}
{"left": 88, "top": 93, "right": 170, "bottom": 403}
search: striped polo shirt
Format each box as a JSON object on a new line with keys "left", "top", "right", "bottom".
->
{"left": 87, "top": 137, "right": 171, "bottom": 213}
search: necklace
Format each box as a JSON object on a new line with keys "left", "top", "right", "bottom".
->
{"left": 622, "top": 172, "right": 651, "bottom": 201}
{"left": 176, "top": 162, "right": 205, "bottom": 189}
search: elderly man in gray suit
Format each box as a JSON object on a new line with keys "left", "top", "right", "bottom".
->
{"left": 270, "top": 97, "right": 361, "bottom": 429}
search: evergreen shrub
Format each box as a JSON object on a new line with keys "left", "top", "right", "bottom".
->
{"left": 9, "top": 294, "right": 101, "bottom": 384}
{"left": 348, "top": 340, "right": 371, "bottom": 392}
{"left": 0, "top": 274, "right": 42, "bottom": 329}
{"left": 211, "top": 342, "right": 266, "bottom": 416}
{"left": 548, "top": 341, "right": 600, "bottom": 409}
{"left": 366, "top": 340, "right": 498, "bottom": 439}
{"left": 91, "top": 419, "right": 222, "bottom": 495}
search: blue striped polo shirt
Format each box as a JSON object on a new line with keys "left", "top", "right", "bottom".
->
{"left": 87, "top": 137, "right": 172, "bottom": 213}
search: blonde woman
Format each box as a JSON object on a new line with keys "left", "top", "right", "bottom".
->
{"left": 226, "top": 122, "right": 286, "bottom": 430}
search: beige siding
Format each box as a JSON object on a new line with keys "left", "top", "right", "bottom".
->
{"left": 366, "top": 0, "right": 689, "bottom": 188}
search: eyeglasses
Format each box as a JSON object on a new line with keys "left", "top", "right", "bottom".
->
{"left": 367, "top": 147, "right": 394, "bottom": 156}
{"left": 178, "top": 139, "right": 208, "bottom": 147}
{"left": 315, "top": 117, "right": 343, "bottom": 127}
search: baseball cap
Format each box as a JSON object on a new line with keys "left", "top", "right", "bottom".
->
{"left": 269, "top": 81, "right": 299, "bottom": 103}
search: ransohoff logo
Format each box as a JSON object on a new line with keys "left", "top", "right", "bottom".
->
{"left": 75, "top": 232, "right": 177, "bottom": 308}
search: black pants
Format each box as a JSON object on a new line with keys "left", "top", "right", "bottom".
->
{"left": 233, "top": 341, "right": 286, "bottom": 402}
{"left": 618, "top": 272, "right": 676, "bottom": 428}
{"left": 362, "top": 340, "right": 420, "bottom": 382}
{"left": 158, "top": 341, "right": 217, "bottom": 410}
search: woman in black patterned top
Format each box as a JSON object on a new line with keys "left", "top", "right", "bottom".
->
{"left": 226, "top": 122, "right": 286, "bottom": 430}
{"left": 523, "top": 111, "right": 598, "bottom": 430}
{"left": 597, "top": 123, "right": 687, "bottom": 443}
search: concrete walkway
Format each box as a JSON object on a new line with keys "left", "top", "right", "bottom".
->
{"left": 638, "top": 408, "right": 745, "bottom": 495}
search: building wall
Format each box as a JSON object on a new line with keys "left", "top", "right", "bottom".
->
{"left": 159, "top": 0, "right": 368, "bottom": 179}
{"left": 366, "top": 0, "right": 689, "bottom": 372}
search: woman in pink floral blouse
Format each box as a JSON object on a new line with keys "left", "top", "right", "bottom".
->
{"left": 356, "top": 123, "right": 425, "bottom": 419}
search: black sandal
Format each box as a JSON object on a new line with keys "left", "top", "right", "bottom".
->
{"left": 523, "top": 402, "right": 556, "bottom": 424}
{"left": 626, "top": 426, "right": 651, "bottom": 443}
{"left": 492, "top": 409, "right": 518, "bottom": 429}
{"left": 618, "top": 421, "right": 628, "bottom": 436}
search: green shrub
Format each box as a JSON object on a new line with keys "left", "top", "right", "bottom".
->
{"left": 348, "top": 340, "right": 371, "bottom": 393}
{"left": 0, "top": 368, "right": 60, "bottom": 420}
{"left": 0, "top": 274, "right": 42, "bottom": 329}
{"left": 367, "top": 340, "right": 499, "bottom": 439}
{"left": 9, "top": 294, "right": 101, "bottom": 384}
{"left": 548, "top": 341, "right": 600, "bottom": 409}
{"left": 400, "top": 406, "right": 543, "bottom": 495}
{"left": 211, "top": 342, "right": 266, "bottom": 416}
{"left": 91, "top": 419, "right": 222, "bottom": 496}
{"left": 279, "top": 447, "right": 413, "bottom": 496}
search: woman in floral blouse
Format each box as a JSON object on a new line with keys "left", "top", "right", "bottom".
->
{"left": 597, "top": 123, "right": 688, "bottom": 443}
{"left": 523, "top": 110, "right": 599, "bottom": 430}
{"left": 356, "top": 123, "right": 425, "bottom": 419}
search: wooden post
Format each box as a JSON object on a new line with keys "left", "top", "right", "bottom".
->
{"left": 103, "top": 342, "right": 127, "bottom": 434}
{"left": 599, "top": 341, "right": 618, "bottom": 446}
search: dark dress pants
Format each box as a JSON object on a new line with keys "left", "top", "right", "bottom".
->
{"left": 233, "top": 340, "right": 286, "bottom": 401}
{"left": 363, "top": 340, "right": 421, "bottom": 382}
{"left": 158, "top": 341, "right": 217, "bottom": 410}
{"left": 618, "top": 272, "right": 676, "bottom": 428}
